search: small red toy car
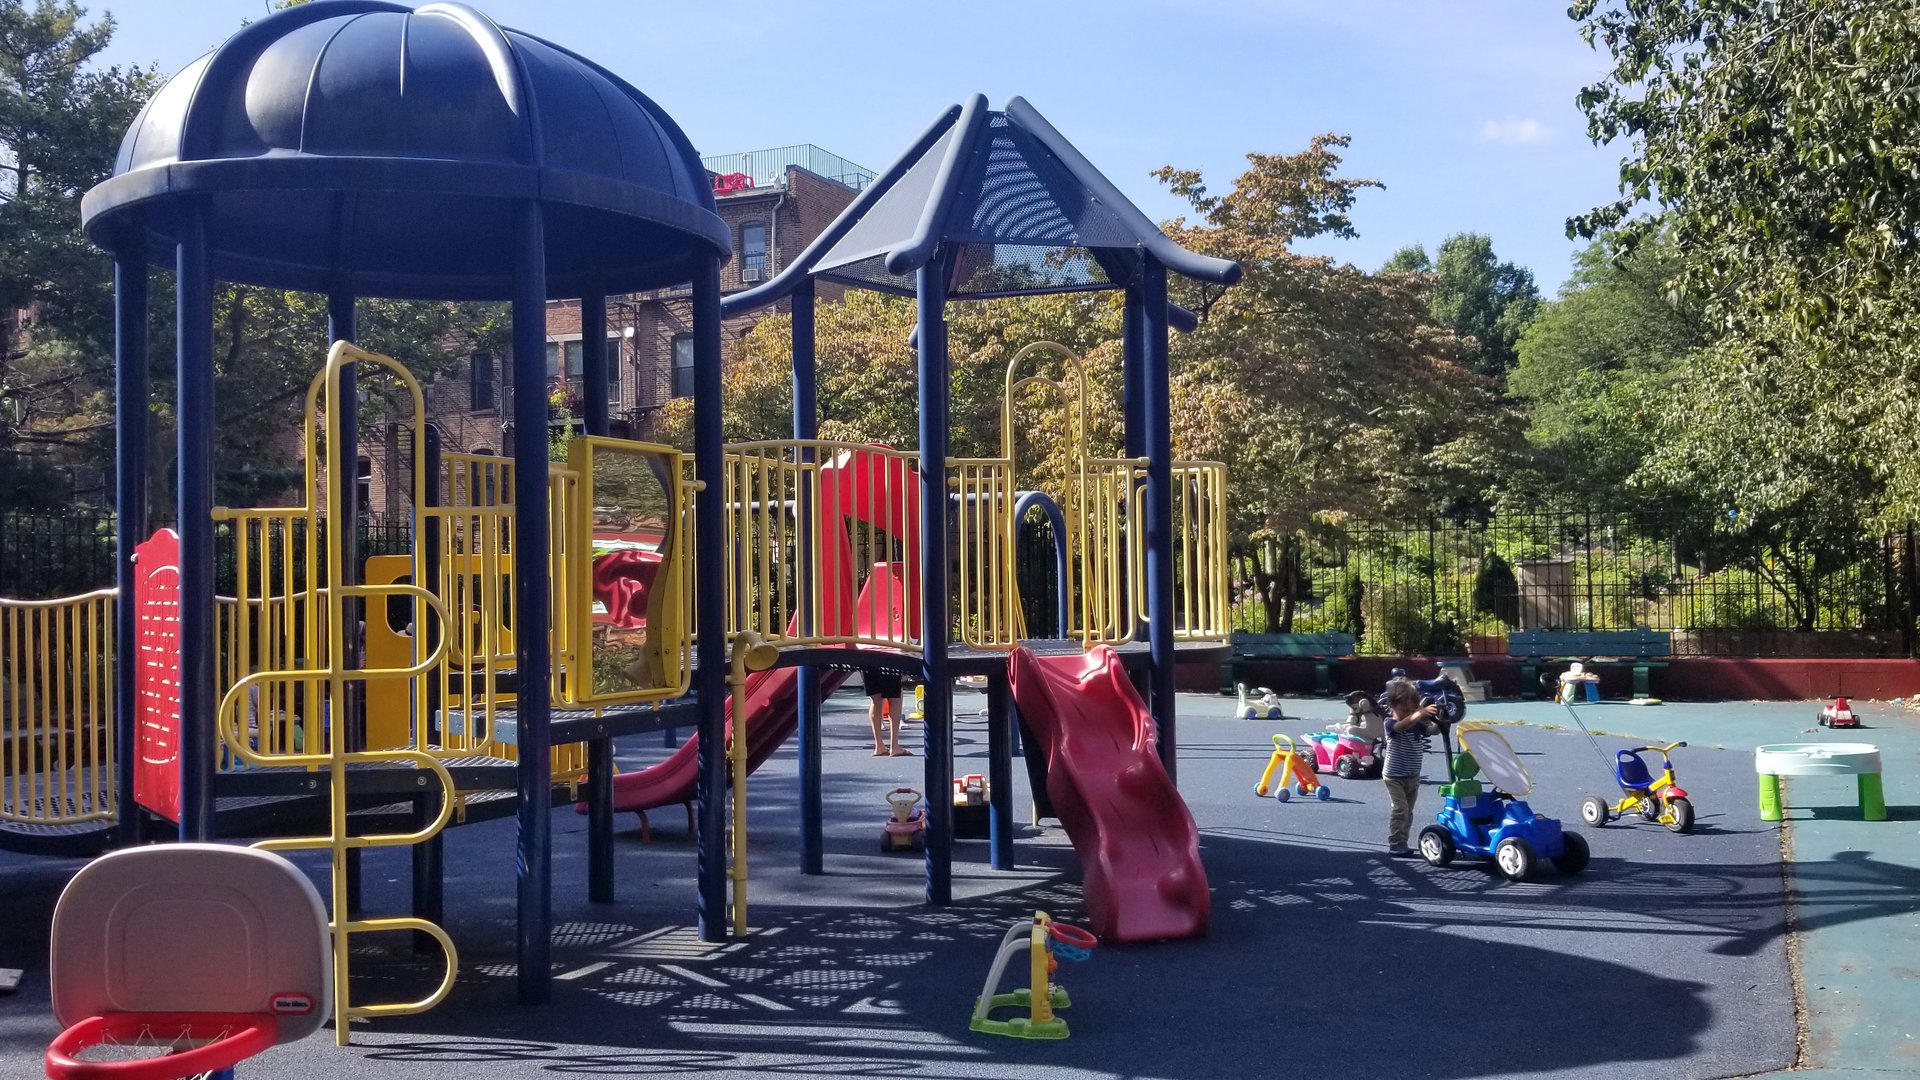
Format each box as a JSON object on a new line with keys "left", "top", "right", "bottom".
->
{"left": 1818, "top": 697, "right": 1862, "bottom": 728}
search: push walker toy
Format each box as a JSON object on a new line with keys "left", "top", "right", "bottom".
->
{"left": 970, "top": 911, "right": 1097, "bottom": 1040}
{"left": 44, "top": 844, "right": 331, "bottom": 1079}
{"left": 1236, "top": 682, "right": 1285, "bottom": 721}
{"left": 881, "top": 788, "right": 928, "bottom": 853}
{"left": 1418, "top": 723, "right": 1590, "bottom": 881}
{"left": 1255, "top": 733, "right": 1330, "bottom": 801}
{"left": 1819, "top": 697, "right": 1862, "bottom": 729}
{"left": 1579, "top": 741, "right": 1694, "bottom": 833}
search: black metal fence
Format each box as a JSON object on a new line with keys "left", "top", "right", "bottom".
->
{"left": 1232, "top": 509, "right": 1916, "bottom": 658}
{"left": 0, "top": 511, "right": 417, "bottom": 600}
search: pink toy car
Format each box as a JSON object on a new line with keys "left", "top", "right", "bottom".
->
{"left": 1302, "top": 729, "right": 1382, "bottom": 780}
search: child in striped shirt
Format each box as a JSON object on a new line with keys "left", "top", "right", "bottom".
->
{"left": 1381, "top": 678, "right": 1440, "bottom": 856}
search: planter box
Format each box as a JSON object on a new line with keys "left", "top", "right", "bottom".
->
{"left": 1467, "top": 633, "right": 1508, "bottom": 657}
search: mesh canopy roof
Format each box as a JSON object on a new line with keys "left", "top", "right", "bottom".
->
{"left": 734, "top": 95, "right": 1238, "bottom": 311}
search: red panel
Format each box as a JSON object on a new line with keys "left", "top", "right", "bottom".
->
{"left": 133, "top": 529, "right": 184, "bottom": 823}
{"left": 1008, "top": 645, "right": 1210, "bottom": 943}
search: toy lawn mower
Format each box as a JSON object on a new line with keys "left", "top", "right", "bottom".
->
{"left": 881, "top": 787, "right": 927, "bottom": 853}
{"left": 1418, "top": 718, "right": 1590, "bottom": 882}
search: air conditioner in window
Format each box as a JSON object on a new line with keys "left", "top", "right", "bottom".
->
{"left": 741, "top": 266, "right": 764, "bottom": 283}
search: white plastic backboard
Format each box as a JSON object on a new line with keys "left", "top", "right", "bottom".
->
{"left": 50, "top": 843, "right": 332, "bottom": 1043}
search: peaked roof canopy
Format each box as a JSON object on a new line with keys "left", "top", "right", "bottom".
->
{"left": 82, "top": 0, "right": 729, "bottom": 300}
{"left": 723, "top": 95, "right": 1240, "bottom": 317}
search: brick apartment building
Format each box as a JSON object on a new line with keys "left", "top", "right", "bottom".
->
{"left": 359, "top": 144, "right": 870, "bottom": 516}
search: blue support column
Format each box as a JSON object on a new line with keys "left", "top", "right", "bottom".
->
{"left": 414, "top": 424, "right": 445, "bottom": 949}
{"left": 175, "top": 204, "right": 215, "bottom": 842}
{"left": 1123, "top": 283, "right": 1146, "bottom": 645}
{"left": 1141, "top": 259, "right": 1178, "bottom": 783}
{"left": 792, "top": 279, "right": 823, "bottom": 876}
{"left": 986, "top": 672, "right": 1013, "bottom": 870}
{"left": 327, "top": 293, "right": 363, "bottom": 917}
{"left": 692, "top": 257, "right": 729, "bottom": 939}
{"left": 111, "top": 247, "right": 147, "bottom": 847}
{"left": 508, "top": 203, "right": 554, "bottom": 1004}
{"left": 579, "top": 284, "right": 615, "bottom": 905}
{"left": 916, "top": 259, "right": 953, "bottom": 905}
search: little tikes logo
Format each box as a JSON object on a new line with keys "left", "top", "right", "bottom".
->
{"left": 269, "top": 993, "right": 315, "bottom": 1015}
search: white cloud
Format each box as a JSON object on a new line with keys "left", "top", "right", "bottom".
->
{"left": 1476, "top": 118, "right": 1553, "bottom": 145}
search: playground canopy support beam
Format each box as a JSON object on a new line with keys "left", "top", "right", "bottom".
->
{"left": 327, "top": 292, "right": 364, "bottom": 919}
{"left": 917, "top": 257, "right": 954, "bottom": 906}
{"left": 1141, "top": 259, "right": 1177, "bottom": 783}
{"left": 693, "top": 256, "right": 729, "bottom": 940}
{"left": 111, "top": 248, "right": 147, "bottom": 847}
{"left": 579, "top": 283, "right": 616, "bottom": 905}
{"left": 510, "top": 202, "right": 553, "bottom": 1006}
{"left": 792, "top": 278, "right": 824, "bottom": 877}
{"left": 175, "top": 201, "right": 215, "bottom": 843}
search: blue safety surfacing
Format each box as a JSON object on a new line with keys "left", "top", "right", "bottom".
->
{"left": 2, "top": 689, "right": 1889, "bottom": 1078}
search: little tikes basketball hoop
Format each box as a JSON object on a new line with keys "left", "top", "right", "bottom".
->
{"left": 45, "top": 844, "right": 331, "bottom": 1079}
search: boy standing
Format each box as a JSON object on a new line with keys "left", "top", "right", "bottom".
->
{"left": 1381, "top": 678, "right": 1438, "bottom": 856}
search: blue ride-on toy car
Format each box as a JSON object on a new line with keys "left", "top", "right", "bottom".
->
{"left": 1417, "top": 722, "right": 1591, "bottom": 882}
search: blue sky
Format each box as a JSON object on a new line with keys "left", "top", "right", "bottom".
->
{"left": 96, "top": 1, "right": 1622, "bottom": 293}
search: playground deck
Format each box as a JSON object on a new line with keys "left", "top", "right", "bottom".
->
{"left": 2, "top": 687, "right": 1891, "bottom": 1079}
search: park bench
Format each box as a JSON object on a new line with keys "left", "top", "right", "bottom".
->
{"left": 1219, "top": 631, "right": 1357, "bottom": 697}
{"left": 1508, "top": 629, "right": 1671, "bottom": 699}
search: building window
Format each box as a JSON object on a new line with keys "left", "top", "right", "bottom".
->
{"left": 672, "top": 334, "right": 695, "bottom": 398}
{"left": 544, "top": 336, "right": 624, "bottom": 405}
{"left": 355, "top": 455, "right": 374, "bottom": 516}
{"left": 470, "top": 351, "right": 494, "bottom": 411}
{"left": 740, "top": 222, "right": 768, "bottom": 281}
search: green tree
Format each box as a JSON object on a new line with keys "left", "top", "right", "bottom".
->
{"left": 1380, "top": 245, "right": 1430, "bottom": 274}
{"left": 1570, "top": 0, "right": 1920, "bottom": 532}
{"left": 1426, "top": 233, "right": 1540, "bottom": 381}
{"left": 0, "top": 0, "right": 157, "bottom": 501}
{"left": 1509, "top": 235, "right": 1701, "bottom": 499}
{"left": 1154, "top": 137, "right": 1529, "bottom": 630}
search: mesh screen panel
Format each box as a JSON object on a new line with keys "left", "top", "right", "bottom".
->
{"left": 814, "top": 126, "right": 957, "bottom": 275}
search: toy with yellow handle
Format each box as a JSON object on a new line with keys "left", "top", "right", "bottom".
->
{"left": 1255, "top": 733, "right": 1331, "bottom": 802}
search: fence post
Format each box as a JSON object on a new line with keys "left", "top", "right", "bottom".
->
{"left": 1896, "top": 522, "right": 1912, "bottom": 657}
{"left": 1426, "top": 517, "right": 1438, "bottom": 654}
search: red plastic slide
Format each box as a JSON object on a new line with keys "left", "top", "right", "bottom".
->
{"left": 1007, "top": 645, "right": 1210, "bottom": 943}
{"left": 601, "top": 568, "right": 908, "bottom": 819}
{"left": 600, "top": 446, "right": 917, "bottom": 824}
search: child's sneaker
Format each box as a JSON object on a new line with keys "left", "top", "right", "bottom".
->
{"left": 1388, "top": 843, "right": 1414, "bottom": 857}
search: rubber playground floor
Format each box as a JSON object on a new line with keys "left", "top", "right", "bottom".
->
{"left": 0, "top": 687, "right": 1913, "bottom": 1079}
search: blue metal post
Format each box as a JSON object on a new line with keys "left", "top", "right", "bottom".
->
{"left": 175, "top": 204, "right": 215, "bottom": 842}
{"left": 1123, "top": 284, "right": 1146, "bottom": 647}
{"left": 579, "top": 284, "right": 615, "bottom": 905}
{"left": 792, "top": 279, "right": 823, "bottom": 876}
{"left": 327, "top": 293, "right": 363, "bottom": 918}
{"left": 413, "top": 424, "right": 445, "bottom": 949}
{"left": 986, "top": 672, "right": 1013, "bottom": 870}
{"left": 112, "top": 248, "right": 147, "bottom": 847}
{"left": 1141, "top": 259, "right": 1177, "bottom": 782}
{"left": 509, "top": 203, "right": 553, "bottom": 1004}
{"left": 692, "top": 256, "right": 729, "bottom": 939}
{"left": 916, "top": 259, "right": 953, "bottom": 905}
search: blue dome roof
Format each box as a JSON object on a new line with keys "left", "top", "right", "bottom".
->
{"left": 81, "top": 1, "right": 729, "bottom": 299}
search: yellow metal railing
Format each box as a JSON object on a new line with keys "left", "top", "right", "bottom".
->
{"left": 566, "top": 436, "right": 695, "bottom": 707}
{"left": 1170, "top": 461, "right": 1231, "bottom": 641}
{"left": 951, "top": 457, "right": 1017, "bottom": 648}
{"left": 221, "top": 340, "right": 460, "bottom": 1044}
{"left": 718, "top": 440, "right": 921, "bottom": 651}
{"left": 0, "top": 589, "right": 115, "bottom": 826}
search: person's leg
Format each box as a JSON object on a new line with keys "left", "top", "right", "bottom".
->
{"left": 868, "top": 694, "right": 887, "bottom": 755}
{"left": 888, "top": 692, "right": 911, "bottom": 755}
{"left": 1386, "top": 776, "right": 1415, "bottom": 849}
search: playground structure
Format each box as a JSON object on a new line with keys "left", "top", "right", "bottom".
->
{"left": 0, "top": 0, "right": 1242, "bottom": 1040}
